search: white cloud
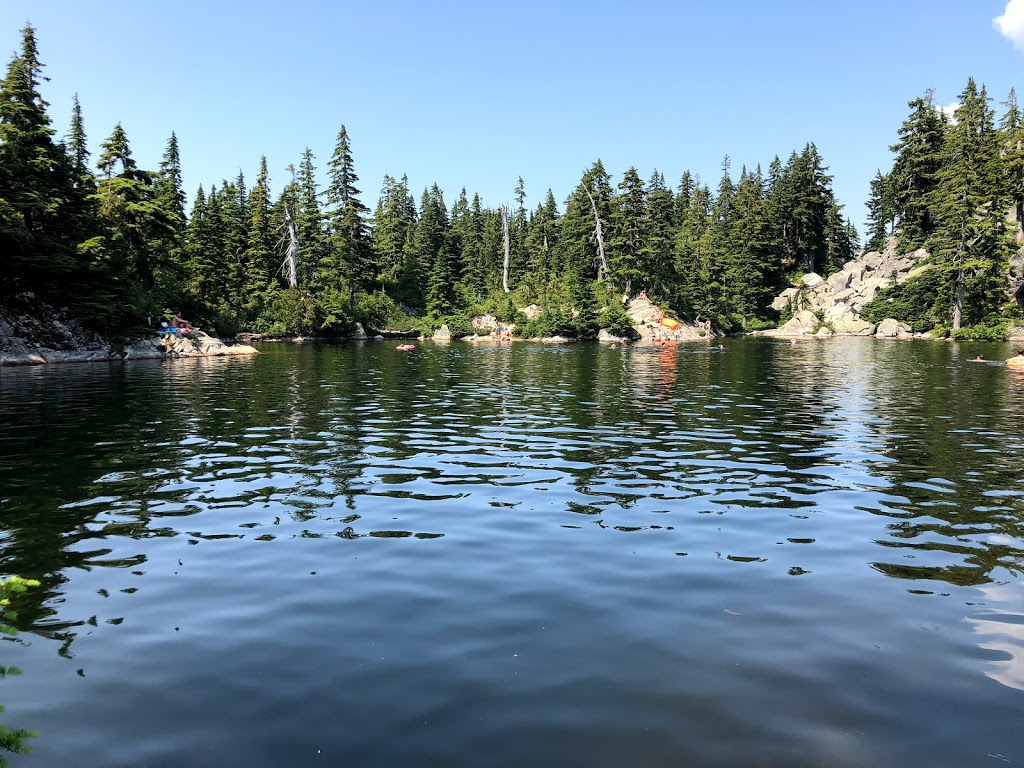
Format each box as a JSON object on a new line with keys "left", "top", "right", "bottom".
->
{"left": 995, "top": 0, "right": 1024, "bottom": 50}
{"left": 938, "top": 101, "right": 960, "bottom": 123}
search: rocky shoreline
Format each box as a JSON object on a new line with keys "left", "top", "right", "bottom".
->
{"left": 0, "top": 293, "right": 258, "bottom": 367}
{"left": 5, "top": 238, "right": 1023, "bottom": 365}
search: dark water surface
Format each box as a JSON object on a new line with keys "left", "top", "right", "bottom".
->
{"left": 1, "top": 338, "right": 1023, "bottom": 767}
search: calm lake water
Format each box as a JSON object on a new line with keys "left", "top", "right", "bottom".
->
{"left": 1, "top": 337, "right": 1023, "bottom": 767}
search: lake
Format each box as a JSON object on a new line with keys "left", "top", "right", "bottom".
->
{"left": 1, "top": 337, "right": 1022, "bottom": 767}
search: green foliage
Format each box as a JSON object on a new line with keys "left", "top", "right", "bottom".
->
{"left": 515, "top": 308, "right": 577, "bottom": 339}
{"left": 598, "top": 304, "right": 637, "bottom": 338}
{"left": 860, "top": 270, "right": 944, "bottom": 332}
{"left": 270, "top": 289, "right": 323, "bottom": 336}
{"left": 0, "top": 576, "right": 40, "bottom": 765}
{"left": 949, "top": 322, "right": 1008, "bottom": 341}
{"left": 353, "top": 292, "right": 417, "bottom": 332}
{"left": 745, "top": 317, "right": 777, "bottom": 331}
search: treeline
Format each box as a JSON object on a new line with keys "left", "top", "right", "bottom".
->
{"left": 3, "top": 25, "right": 862, "bottom": 338}
{"left": 863, "top": 81, "right": 1024, "bottom": 335}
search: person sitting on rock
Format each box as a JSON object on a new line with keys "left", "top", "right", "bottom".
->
{"left": 170, "top": 312, "right": 196, "bottom": 334}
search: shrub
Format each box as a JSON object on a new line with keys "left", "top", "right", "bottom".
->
{"left": 271, "top": 289, "right": 323, "bottom": 336}
{"left": 745, "top": 317, "right": 777, "bottom": 332}
{"left": 950, "top": 323, "right": 1008, "bottom": 341}
{"left": 515, "top": 308, "right": 576, "bottom": 338}
{"left": 598, "top": 304, "right": 637, "bottom": 338}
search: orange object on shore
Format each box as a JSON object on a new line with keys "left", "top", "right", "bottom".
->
{"left": 660, "top": 317, "right": 680, "bottom": 330}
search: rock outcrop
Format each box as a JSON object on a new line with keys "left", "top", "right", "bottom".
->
{"left": 1, "top": 292, "right": 112, "bottom": 365}
{"left": 122, "top": 331, "right": 259, "bottom": 360}
{"left": 768, "top": 236, "right": 930, "bottom": 338}
{"left": 1, "top": 291, "right": 258, "bottom": 365}
{"left": 626, "top": 294, "right": 715, "bottom": 341}
{"left": 875, "top": 318, "right": 913, "bottom": 338}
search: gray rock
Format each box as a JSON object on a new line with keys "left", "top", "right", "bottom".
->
{"left": 827, "top": 270, "right": 853, "bottom": 293}
{"left": 770, "top": 309, "right": 818, "bottom": 336}
{"left": 801, "top": 273, "right": 824, "bottom": 288}
{"left": 833, "top": 319, "right": 876, "bottom": 336}
{"left": 598, "top": 329, "right": 629, "bottom": 343}
{"left": 771, "top": 287, "right": 799, "bottom": 312}
{"left": 875, "top": 318, "right": 911, "bottom": 338}
{"left": 432, "top": 325, "right": 451, "bottom": 340}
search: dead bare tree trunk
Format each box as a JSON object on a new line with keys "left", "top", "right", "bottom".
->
{"left": 500, "top": 204, "right": 511, "bottom": 294}
{"left": 584, "top": 185, "right": 608, "bottom": 281}
{"left": 281, "top": 202, "right": 299, "bottom": 289}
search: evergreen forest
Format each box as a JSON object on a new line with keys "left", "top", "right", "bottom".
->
{"left": 2, "top": 25, "right": 1021, "bottom": 342}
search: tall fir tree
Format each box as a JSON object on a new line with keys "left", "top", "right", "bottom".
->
{"left": 890, "top": 92, "right": 948, "bottom": 250}
{"left": 325, "top": 126, "right": 372, "bottom": 301}
{"left": 0, "top": 24, "right": 79, "bottom": 282}
{"left": 930, "top": 79, "right": 1013, "bottom": 329}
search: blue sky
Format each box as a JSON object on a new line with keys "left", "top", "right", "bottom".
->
{"left": 2, "top": 0, "right": 1023, "bottom": 238}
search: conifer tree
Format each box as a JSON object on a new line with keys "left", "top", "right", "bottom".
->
{"left": 864, "top": 170, "right": 895, "bottom": 252}
{"left": 610, "top": 167, "right": 646, "bottom": 296}
{"left": 243, "top": 156, "right": 274, "bottom": 319}
{"left": 325, "top": 126, "right": 371, "bottom": 300}
{"left": 642, "top": 171, "right": 675, "bottom": 299}
{"left": 93, "top": 122, "right": 176, "bottom": 317}
{"left": 372, "top": 174, "right": 417, "bottom": 291}
{"left": 931, "top": 79, "right": 1013, "bottom": 329}
{"left": 999, "top": 88, "right": 1024, "bottom": 226}
{"left": 890, "top": 92, "right": 947, "bottom": 249}
{"left": 65, "top": 94, "right": 93, "bottom": 193}
{"left": 727, "top": 166, "right": 773, "bottom": 321}
{"left": 0, "top": 24, "right": 78, "bottom": 281}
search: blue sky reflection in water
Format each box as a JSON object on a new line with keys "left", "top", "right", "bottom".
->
{"left": 0, "top": 338, "right": 1023, "bottom": 766}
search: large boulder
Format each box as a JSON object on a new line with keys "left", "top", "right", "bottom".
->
{"left": 432, "top": 324, "right": 451, "bottom": 340}
{"left": 598, "top": 329, "right": 630, "bottom": 343}
{"left": 875, "top": 318, "right": 912, "bottom": 338}
{"left": 833, "top": 319, "right": 876, "bottom": 336}
{"left": 472, "top": 313, "right": 499, "bottom": 332}
{"left": 770, "top": 309, "right": 819, "bottom": 336}
{"left": 801, "top": 273, "right": 825, "bottom": 288}
{"left": 771, "top": 287, "right": 799, "bottom": 312}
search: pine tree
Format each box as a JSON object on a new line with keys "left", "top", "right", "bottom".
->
{"left": 864, "top": 170, "right": 895, "bottom": 252}
{"left": 243, "top": 156, "right": 275, "bottom": 319}
{"left": 65, "top": 94, "right": 94, "bottom": 193}
{"left": 999, "top": 87, "right": 1024, "bottom": 227}
{"left": 325, "top": 126, "right": 372, "bottom": 300}
{"left": 726, "top": 166, "right": 773, "bottom": 321}
{"left": 673, "top": 183, "right": 714, "bottom": 319}
{"left": 642, "top": 170, "right": 675, "bottom": 299}
{"left": 292, "top": 148, "right": 326, "bottom": 289}
{"left": 372, "top": 174, "right": 417, "bottom": 291}
{"left": 609, "top": 166, "right": 646, "bottom": 296}
{"left": 931, "top": 79, "right": 1013, "bottom": 329}
{"left": 0, "top": 24, "right": 79, "bottom": 281}
{"left": 93, "top": 122, "right": 176, "bottom": 316}
{"left": 890, "top": 92, "right": 947, "bottom": 250}
{"left": 416, "top": 185, "right": 454, "bottom": 315}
